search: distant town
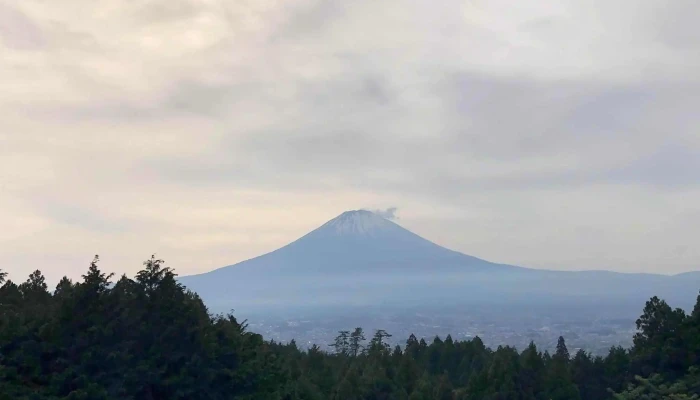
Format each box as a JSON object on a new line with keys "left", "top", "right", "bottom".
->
{"left": 247, "top": 308, "right": 637, "bottom": 356}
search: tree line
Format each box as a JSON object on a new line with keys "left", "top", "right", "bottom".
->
{"left": 0, "top": 256, "right": 699, "bottom": 399}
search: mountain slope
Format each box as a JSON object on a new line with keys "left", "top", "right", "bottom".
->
{"left": 196, "top": 210, "right": 520, "bottom": 278}
{"left": 179, "top": 210, "right": 700, "bottom": 314}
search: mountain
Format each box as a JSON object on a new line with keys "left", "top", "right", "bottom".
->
{"left": 192, "top": 209, "right": 521, "bottom": 277}
{"left": 179, "top": 210, "right": 700, "bottom": 315}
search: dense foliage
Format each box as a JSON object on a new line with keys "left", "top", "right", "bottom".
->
{"left": 0, "top": 257, "right": 698, "bottom": 399}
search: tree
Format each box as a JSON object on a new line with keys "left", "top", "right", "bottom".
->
{"left": 604, "top": 346, "right": 631, "bottom": 394}
{"left": 396, "top": 353, "right": 421, "bottom": 394}
{"left": 334, "top": 366, "right": 361, "bottom": 400}
{"left": 426, "top": 336, "right": 444, "bottom": 374}
{"left": 16, "top": 269, "right": 52, "bottom": 332}
{"left": 331, "top": 331, "right": 350, "bottom": 355}
{"left": 369, "top": 329, "right": 392, "bottom": 354}
{"left": 349, "top": 327, "right": 366, "bottom": 357}
{"left": 486, "top": 345, "right": 521, "bottom": 398}
{"left": 2, "top": 252, "right": 699, "bottom": 400}
{"left": 545, "top": 337, "right": 580, "bottom": 400}
{"left": 54, "top": 276, "right": 74, "bottom": 298}
{"left": 464, "top": 368, "right": 488, "bottom": 399}
{"left": 19, "top": 269, "right": 50, "bottom": 302}
{"left": 135, "top": 254, "right": 172, "bottom": 294}
{"left": 613, "top": 369, "right": 700, "bottom": 400}
{"left": 409, "top": 372, "right": 434, "bottom": 400}
{"left": 433, "top": 372, "right": 453, "bottom": 400}
{"left": 555, "top": 336, "right": 570, "bottom": 361}
{"left": 572, "top": 349, "right": 607, "bottom": 400}
{"left": 520, "top": 342, "right": 546, "bottom": 399}
{"left": 687, "top": 292, "right": 700, "bottom": 368}
{"left": 633, "top": 296, "right": 688, "bottom": 378}
{"left": 405, "top": 334, "right": 420, "bottom": 359}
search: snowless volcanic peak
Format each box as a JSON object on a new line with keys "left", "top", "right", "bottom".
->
{"left": 318, "top": 210, "right": 394, "bottom": 236}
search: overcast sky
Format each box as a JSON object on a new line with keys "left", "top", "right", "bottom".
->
{"left": 1, "top": 0, "right": 699, "bottom": 284}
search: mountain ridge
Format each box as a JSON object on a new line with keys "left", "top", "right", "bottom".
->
{"left": 187, "top": 210, "right": 697, "bottom": 278}
{"left": 179, "top": 210, "right": 700, "bottom": 314}
{"left": 185, "top": 209, "right": 523, "bottom": 280}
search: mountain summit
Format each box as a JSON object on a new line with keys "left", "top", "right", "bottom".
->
{"left": 318, "top": 210, "right": 395, "bottom": 236}
{"left": 280, "top": 209, "right": 495, "bottom": 271}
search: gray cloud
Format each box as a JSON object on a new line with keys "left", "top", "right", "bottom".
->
{"left": 147, "top": 71, "right": 700, "bottom": 196}
{"left": 134, "top": 0, "right": 202, "bottom": 24}
{"left": 0, "top": 3, "right": 46, "bottom": 50}
{"left": 1, "top": 0, "right": 699, "bottom": 283}
{"left": 37, "top": 202, "right": 136, "bottom": 234}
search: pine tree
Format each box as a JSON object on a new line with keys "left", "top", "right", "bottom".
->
{"left": 545, "top": 336, "right": 580, "bottom": 400}
{"left": 349, "top": 327, "right": 366, "bottom": 357}
{"left": 405, "top": 334, "right": 421, "bottom": 359}
{"left": 604, "top": 346, "right": 631, "bottom": 394}
{"left": 613, "top": 371, "right": 700, "bottom": 399}
{"left": 82, "top": 255, "right": 114, "bottom": 293}
{"left": 0, "top": 280, "right": 22, "bottom": 309}
{"left": 410, "top": 372, "right": 434, "bottom": 400}
{"left": 396, "top": 353, "right": 421, "bottom": 394}
{"left": 520, "top": 341, "right": 545, "bottom": 399}
{"left": 572, "top": 349, "right": 606, "bottom": 400}
{"left": 433, "top": 372, "right": 453, "bottom": 400}
{"left": 135, "top": 254, "right": 171, "bottom": 294}
{"left": 54, "top": 276, "right": 74, "bottom": 298}
{"left": 487, "top": 345, "right": 521, "bottom": 398}
{"left": 334, "top": 365, "right": 362, "bottom": 400}
{"left": 19, "top": 269, "right": 50, "bottom": 304}
{"left": 331, "top": 331, "right": 350, "bottom": 355}
{"left": 687, "top": 291, "right": 700, "bottom": 368}
{"left": 632, "top": 296, "right": 688, "bottom": 378}
{"left": 427, "top": 336, "right": 444, "bottom": 374}
{"left": 369, "top": 329, "right": 392, "bottom": 354}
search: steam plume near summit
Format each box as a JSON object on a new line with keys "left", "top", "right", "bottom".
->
{"left": 365, "top": 207, "right": 399, "bottom": 220}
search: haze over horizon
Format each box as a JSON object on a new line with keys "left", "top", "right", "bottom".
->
{"left": 2, "top": 0, "right": 699, "bottom": 283}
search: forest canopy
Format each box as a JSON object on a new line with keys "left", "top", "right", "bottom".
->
{"left": 0, "top": 256, "right": 699, "bottom": 399}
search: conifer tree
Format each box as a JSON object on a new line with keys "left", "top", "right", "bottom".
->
{"left": 545, "top": 336, "right": 581, "bottom": 400}
{"left": 331, "top": 330, "right": 350, "bottom": 355}
{"left": 349, "top": 327, "right": 366, "bottom": 357}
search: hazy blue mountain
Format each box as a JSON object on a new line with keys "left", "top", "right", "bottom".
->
{"left": 179, "top": 210, "right": 700, "bottom": 315}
